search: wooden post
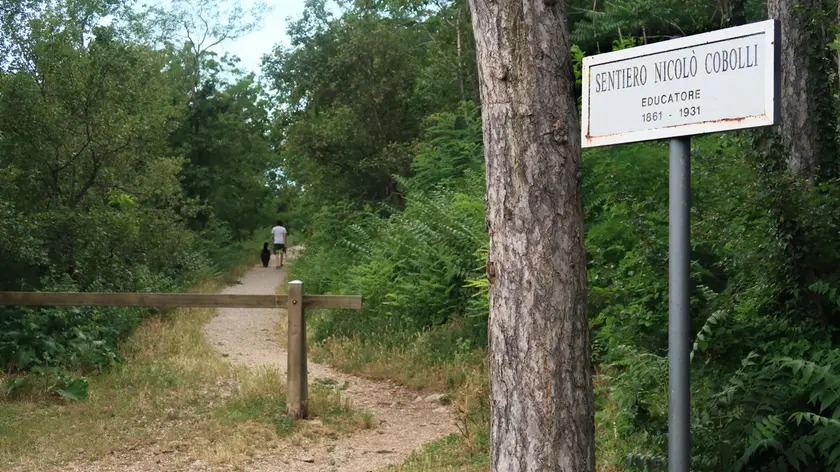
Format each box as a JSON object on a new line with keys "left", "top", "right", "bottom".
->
{"left": 287, "top": 280, "right": 308, "bottom": 419}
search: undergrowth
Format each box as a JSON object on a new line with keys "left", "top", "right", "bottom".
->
{"left": 0, "top": 229, "right": 271, "bottom": 402}
{"left": 305, "top": 314, "right": 491, "bottom": 470}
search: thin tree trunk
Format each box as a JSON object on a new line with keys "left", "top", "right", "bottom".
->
{"left": 768, "top": 0, "right": 837, "bottom": 180}
{"left": 467, "top": 0, "right": 595, "bottom": 470}
{"left": 456, "top": 10, "right": 466, "bottom": 103}
{"left": 719, "top": 0, "right": 747, "bottom": 26}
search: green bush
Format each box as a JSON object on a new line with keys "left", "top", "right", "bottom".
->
{"left": 0, "top": 2, "right": 272, "bottom": 380}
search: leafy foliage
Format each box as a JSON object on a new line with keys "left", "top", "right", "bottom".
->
{"left": 263, "top": 0, "right": 479, "bottom": 205}
{"left": 697, "top": 349, "right": 840, "bottom": 471}
{"left": 0, "top": 0, "right": 274, "bottom": 381}
{"left": 570, "top": 0, "right": 766, "bottom": 52}
{"left": 290, "top": 104, "right": 488, "bottom": 355}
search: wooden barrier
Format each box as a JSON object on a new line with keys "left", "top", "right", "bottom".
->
{"left": 0, "top": 284, "right": 362, "bottom": 419}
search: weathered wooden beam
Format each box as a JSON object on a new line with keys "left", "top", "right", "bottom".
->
{"left": 0, "top": 292, "right": 362, "bottom": 310}
{"left": 304, "top": 295, "right": 363, "bottom": 310}
{"left": 287, "top": 281, "right": 308, "bottom": 419}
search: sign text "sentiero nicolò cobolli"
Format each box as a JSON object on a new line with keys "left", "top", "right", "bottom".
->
{"left": 581, "top": 20, "right": 779, "bottom": 148}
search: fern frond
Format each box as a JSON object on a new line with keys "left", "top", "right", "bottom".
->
{"left": 625, "top": 452, "right": 666, "bottom": 471}
{"left": 690, "top": 309, "right": 729, "bottom": 362}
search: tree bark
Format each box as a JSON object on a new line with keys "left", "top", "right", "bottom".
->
{"left": 467, "top": 0, "right": 595, "bottom": 470}
{"left": 717, "top": 0, "right": 747, "bottom": 26}
{"left": 768, "top": 0, "right": 838, "bottom": 180}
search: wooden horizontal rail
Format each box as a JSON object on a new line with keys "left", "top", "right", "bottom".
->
{"left": 303, "top": 295, "right": 362, "bottom": 310}
{"left": 0, "top": 292, "right": 361, "bottom": 310}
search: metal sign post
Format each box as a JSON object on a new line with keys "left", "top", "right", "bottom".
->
{"left": 580, "top": 19, "right": 780, "bottom": 471}
{"left": 668, "top": 136, "right": 691, "bottom": 471}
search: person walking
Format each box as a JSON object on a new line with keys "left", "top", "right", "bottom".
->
{"left": 271, "top": 221, "right": 288, "bottom": 268}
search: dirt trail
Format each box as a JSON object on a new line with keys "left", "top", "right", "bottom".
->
{"left": 201, "top": 261, "right": 458, "bottom": 471}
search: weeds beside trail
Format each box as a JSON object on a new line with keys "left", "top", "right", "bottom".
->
{"left": 302, "top": 319, "right": 491, "bottom": 471}
{"left": 304, "top": 325, "right": 632, "bottom": 472}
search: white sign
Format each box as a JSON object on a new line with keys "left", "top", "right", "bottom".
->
{"left": 581, "top": 20, "right": 779, "bottom": 148}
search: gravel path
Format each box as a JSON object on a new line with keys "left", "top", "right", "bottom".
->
{"left": 202, "top": 261, "right": 458, "bottom": 472}
{"left": 201, "top": 263, "right": 288, "bottom": 368}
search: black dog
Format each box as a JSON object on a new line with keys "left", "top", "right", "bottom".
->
{"left": 260, "top": 242, "right": 272, "bottom": 267}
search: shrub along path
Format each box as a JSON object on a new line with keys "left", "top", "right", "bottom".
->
{"left": 201, "top": 257, "right": 458, "bottom": 471}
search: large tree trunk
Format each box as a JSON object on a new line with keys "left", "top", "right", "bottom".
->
{"left": 768, "top": 0, "right": 838, "bottom": 180}
{"left": 467, "top": 0, "right": 595, "bottom": 470}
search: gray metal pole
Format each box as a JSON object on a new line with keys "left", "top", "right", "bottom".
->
{"left": 669, "top": 136, "right": 691, "bottom": 472}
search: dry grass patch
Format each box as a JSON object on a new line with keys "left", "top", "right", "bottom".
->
{"left": 309, "top": 379, "right": 373, "bottom": 432}
{"left": 308, "top": 334, "right": 486, "bottom": 393}
{"left": 0, "top": 297, "right": 239, "bottom": 468}
{"left": 303, "top": 326, "right": 491, "bottom": 471}
{"left": 0, "top": 285, "right": 238, "bottom": 464}
{"left": 386, "top": 434, "right": 489, "bottom": 472}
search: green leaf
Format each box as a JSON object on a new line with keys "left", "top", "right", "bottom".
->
{"left": 56, "top": 377, "right": 89, "bottom": 401}
{"left": 6, "top": 376, "right": 28, "bottom": 395}
{"left": 15, "top": 347, "right": 35, "bottom": 370}
{"left": 830, "top": 34, "right": 840, "bottom": 52}
{"left": 802, "top": 363, "right": 814, "bottom": 385}
{"left": 828, "top": 443, "right": 840, "bottom": 465}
